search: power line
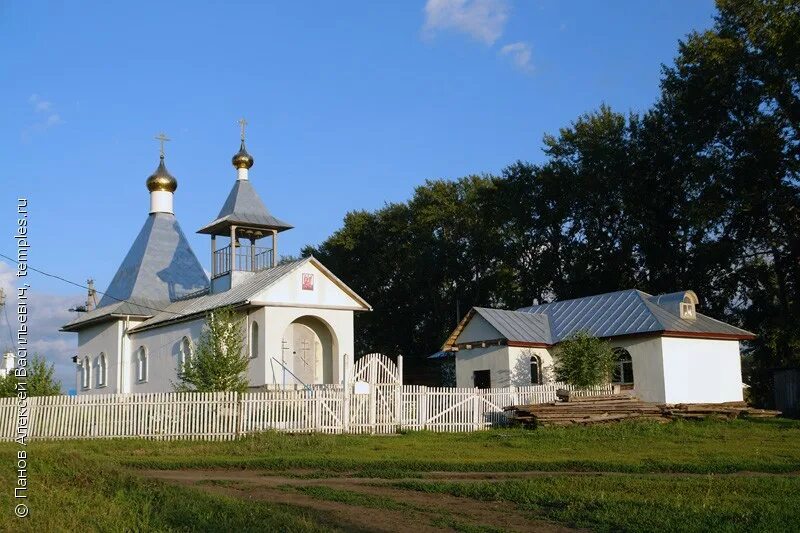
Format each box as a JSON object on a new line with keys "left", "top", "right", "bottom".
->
{"left": 0, "top": 253, "right": 187, "bottom": 318}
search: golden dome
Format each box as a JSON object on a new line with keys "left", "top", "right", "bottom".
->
{"left": 146, "top": 155, "right": 178, "bottom": 193}
{"left": 232, "top": 141, "right": 254, "bottom": 169}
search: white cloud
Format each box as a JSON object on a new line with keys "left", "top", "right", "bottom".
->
{"left": 423, "top": 0, "right": 509, "bottom": 45}
{"left": 500, "top": 41, "right": 533, "bottom": 73}
{"left": 0, "top": 262, "right": 81, "bottom": 393}
{"left": 23, "top": 94, "right": 64, "bottom": 140}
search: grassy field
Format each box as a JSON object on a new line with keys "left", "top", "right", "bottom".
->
{"left": 1, "top": 418, "right": 799, "bottom": 532}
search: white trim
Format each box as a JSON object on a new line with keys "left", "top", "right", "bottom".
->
{"left": 251, "top": 301, "right": 366, "bottom": 311}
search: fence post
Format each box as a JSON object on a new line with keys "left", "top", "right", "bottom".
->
{"left": 313, "top": 388, "right": 320, "bottom": 432}
{"left": 395, "top": 355, "right": 403, "bottom": 431}
{"left": 368, "top": 356, "right": 377, "bottom": 434}
{"left": 342, "top": 359, "right": 350, "bottom": 434}
{"left": 420, "top": 386, "right": 428, "bottom": 431}
{"left": 235, "top": 391, "right": 244, "bottom": 439}
{"left": 473, "top": 388, "right": 481, "bottom": 431}
{"left": 27, "top": 396, "right": 38, "bottom": 441}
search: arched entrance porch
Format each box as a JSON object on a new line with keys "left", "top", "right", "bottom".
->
{"left": 281, "top": 315, "right": 338, "bottom": 385}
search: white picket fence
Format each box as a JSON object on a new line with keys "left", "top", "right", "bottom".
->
{"left": 0, "top": 382, "right": 612, "bottom": 441}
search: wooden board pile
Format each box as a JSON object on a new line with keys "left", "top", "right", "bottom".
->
{"left": 505, "top": 391, "right": 781, "bottom": 428}
{"left": 505, "top": 392, "right": 665, "bottom": 427}
{"left": 662, "top": 402, "right": 781, "bottom": 420}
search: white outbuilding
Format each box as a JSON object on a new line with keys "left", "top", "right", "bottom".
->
{"left": 62, "top": 124, "right": 370, "bottom": 394}
{"left": 441, "top": 290, "right": 754, "bottom": 404}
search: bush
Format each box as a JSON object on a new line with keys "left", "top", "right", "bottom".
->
{"left": 0, "top": 354, "right": 62, "bottom": 397}
{"left": 553, "top": 331, "right": 616, "bottom": 387}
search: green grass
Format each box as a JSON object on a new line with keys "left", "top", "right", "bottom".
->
{"left": 0, "top": 452, "right": 338, "bottom": 532}
{"left": 393, "top": 474, "right": 800, "bottom": 532}
{"left": 1, "top": 418, "right": 798, "bottom": 531}
{"left": 287, "top": 485, "right": 410, "bottom": 511}
{"left": 46, "top": 418, "right": 800, "bottom": 475}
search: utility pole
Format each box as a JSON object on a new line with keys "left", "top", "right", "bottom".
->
{"left": 86, "top": 279, "right": 97, "bottom": 311}
{"left": 69, "top": 278, "right": 97, "bottom": 312}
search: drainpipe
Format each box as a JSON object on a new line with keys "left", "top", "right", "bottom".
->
{"left": 119, "top": 316, "right": 130, "bottom": 393}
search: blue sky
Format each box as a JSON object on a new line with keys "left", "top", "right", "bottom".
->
{"left": 0, "top": 0, "right": 717, "bottom": 386}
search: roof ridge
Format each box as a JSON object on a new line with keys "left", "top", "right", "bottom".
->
{"left": 518, "top": 288, "right": 641, "bottom": 312}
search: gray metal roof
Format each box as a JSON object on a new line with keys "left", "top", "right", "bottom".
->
{"left": 62, "top": 213, "right": 209, "bottom": 332}
{"left": 98, "top": 213, "right": 209, "bottom": 307}
{"left": 473, "top": 307, "right": 553, "bottom": 345}
{"left": 446, "top": 289, "right": 754, "bottom": 347}
{"left": 197, "top": 179, "right": 292, "bottom": 235}
{"left": 516, "top": 289, "right": 754, "bottom": 342}
{"left": 61, "top": 298, "right": 164, "bottom": 331}
{"left": 129, "top": 256, "right": 371, "bottom": 331}
{"left": 129, "top": 258, "right": 307, "bottom": 331}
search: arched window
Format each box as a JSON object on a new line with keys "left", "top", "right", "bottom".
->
{"left": 250, "top": 321, "right": 259, "bottom": 359}
{"left": 136, "top": 346, "right": 148, "bottom": 383}
{"left": 612, "top": 348, "right": 633, "bottom": 385}
{"left": 530, "top": 355, "right": 542, "bottom": 385}
{"left": 179, "top": 336, "right": 193, "bottom": 371}
{"left": 96, "top": 353, "right": 107, "bottom": 387}
{"left": 82, "top": 356, "right": 91, "bottom": 389}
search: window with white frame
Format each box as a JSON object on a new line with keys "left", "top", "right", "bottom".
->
{"left": 136, "top": 346, "right": 148, "bottom": 383}
{"left": 82, "top": 356, "right": 91, "bottom": 389}
{"left": 179, "top": 336, "right": 193, "bottom": 371}
{"left": 96, "top": 352, "right": 107, "bottom": 388}
{"left": 612, "top": 348, "right": 634, "bottom": 385}
{"left": 530, "top": 355, "right": 542, "bottom": 385}
{"left": 250, "top": 321, "right": 259, "bottom": 359}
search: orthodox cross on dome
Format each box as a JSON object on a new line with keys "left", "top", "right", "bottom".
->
{"left": 155, "top": 132, "right": 170, "bottom": 157}
{"left": 238, "top": 117, "right": 248, "bottom": 142}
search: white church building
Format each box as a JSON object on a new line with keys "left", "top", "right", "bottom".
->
{"left": 62, "top": 125, "right": 370, "bottom": 394}
{"left": 442, "top": 290, "right": 755, "bottom": 404}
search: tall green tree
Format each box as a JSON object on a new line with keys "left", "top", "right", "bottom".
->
{"left": 174, "top": 307, "right": 250, "bottom": 393}
{"left": 304, "top": 0, "right": 799, "bottom": 402}
{"left": 646, "top": 0, "right": 800, "bottom": 404}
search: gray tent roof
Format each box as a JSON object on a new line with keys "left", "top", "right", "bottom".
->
{"left": 444, "top": 289, "right": 754, "bottom": 349}
{"left": 197, "top": 179, "right": 292, "bottom": 235}
{"left": 62, "top": 213, "right": 209, "bottom": 331}
{"left": 98, "top": 213, "right": 209, "bottom": 306}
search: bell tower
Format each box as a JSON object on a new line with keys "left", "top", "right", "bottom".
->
{"left": 198, "top": 119, "right": 293, "bottom": 293}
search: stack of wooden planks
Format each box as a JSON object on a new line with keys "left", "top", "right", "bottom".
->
{"left": 505, "top": 393, "right": 665, "bottom": 427}
{"left": 505, "top": 391, "right": 781, "bottom": 428}
{"left": 662, "top": 402, "right": 781, "bottom": 420}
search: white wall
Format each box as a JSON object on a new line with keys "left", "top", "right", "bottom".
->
{"left": 507, "top": 346, "right": 554, "bottom": 387}
{"left": 127, "top": 318, "right": 206, "bottom": 393}
{"left": 609, "top": 337, "right": 666, "bottom": 403}
{"left": 244, "top": 307, "right": 268, "bottom": 386}
{"left": 660, "top": 337, "right": 743, "bottom": 403}
{"left": 76, "top": 320, "right": 123, "bottom": 395}
{"left": 457, "top": 315, "right": 503, "bottom": 344}
{"left": 456, "top": 346, "right": 509, "bottom": 387}
{"left": 258, "top": 261, "right": 363, "bottom": 309}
